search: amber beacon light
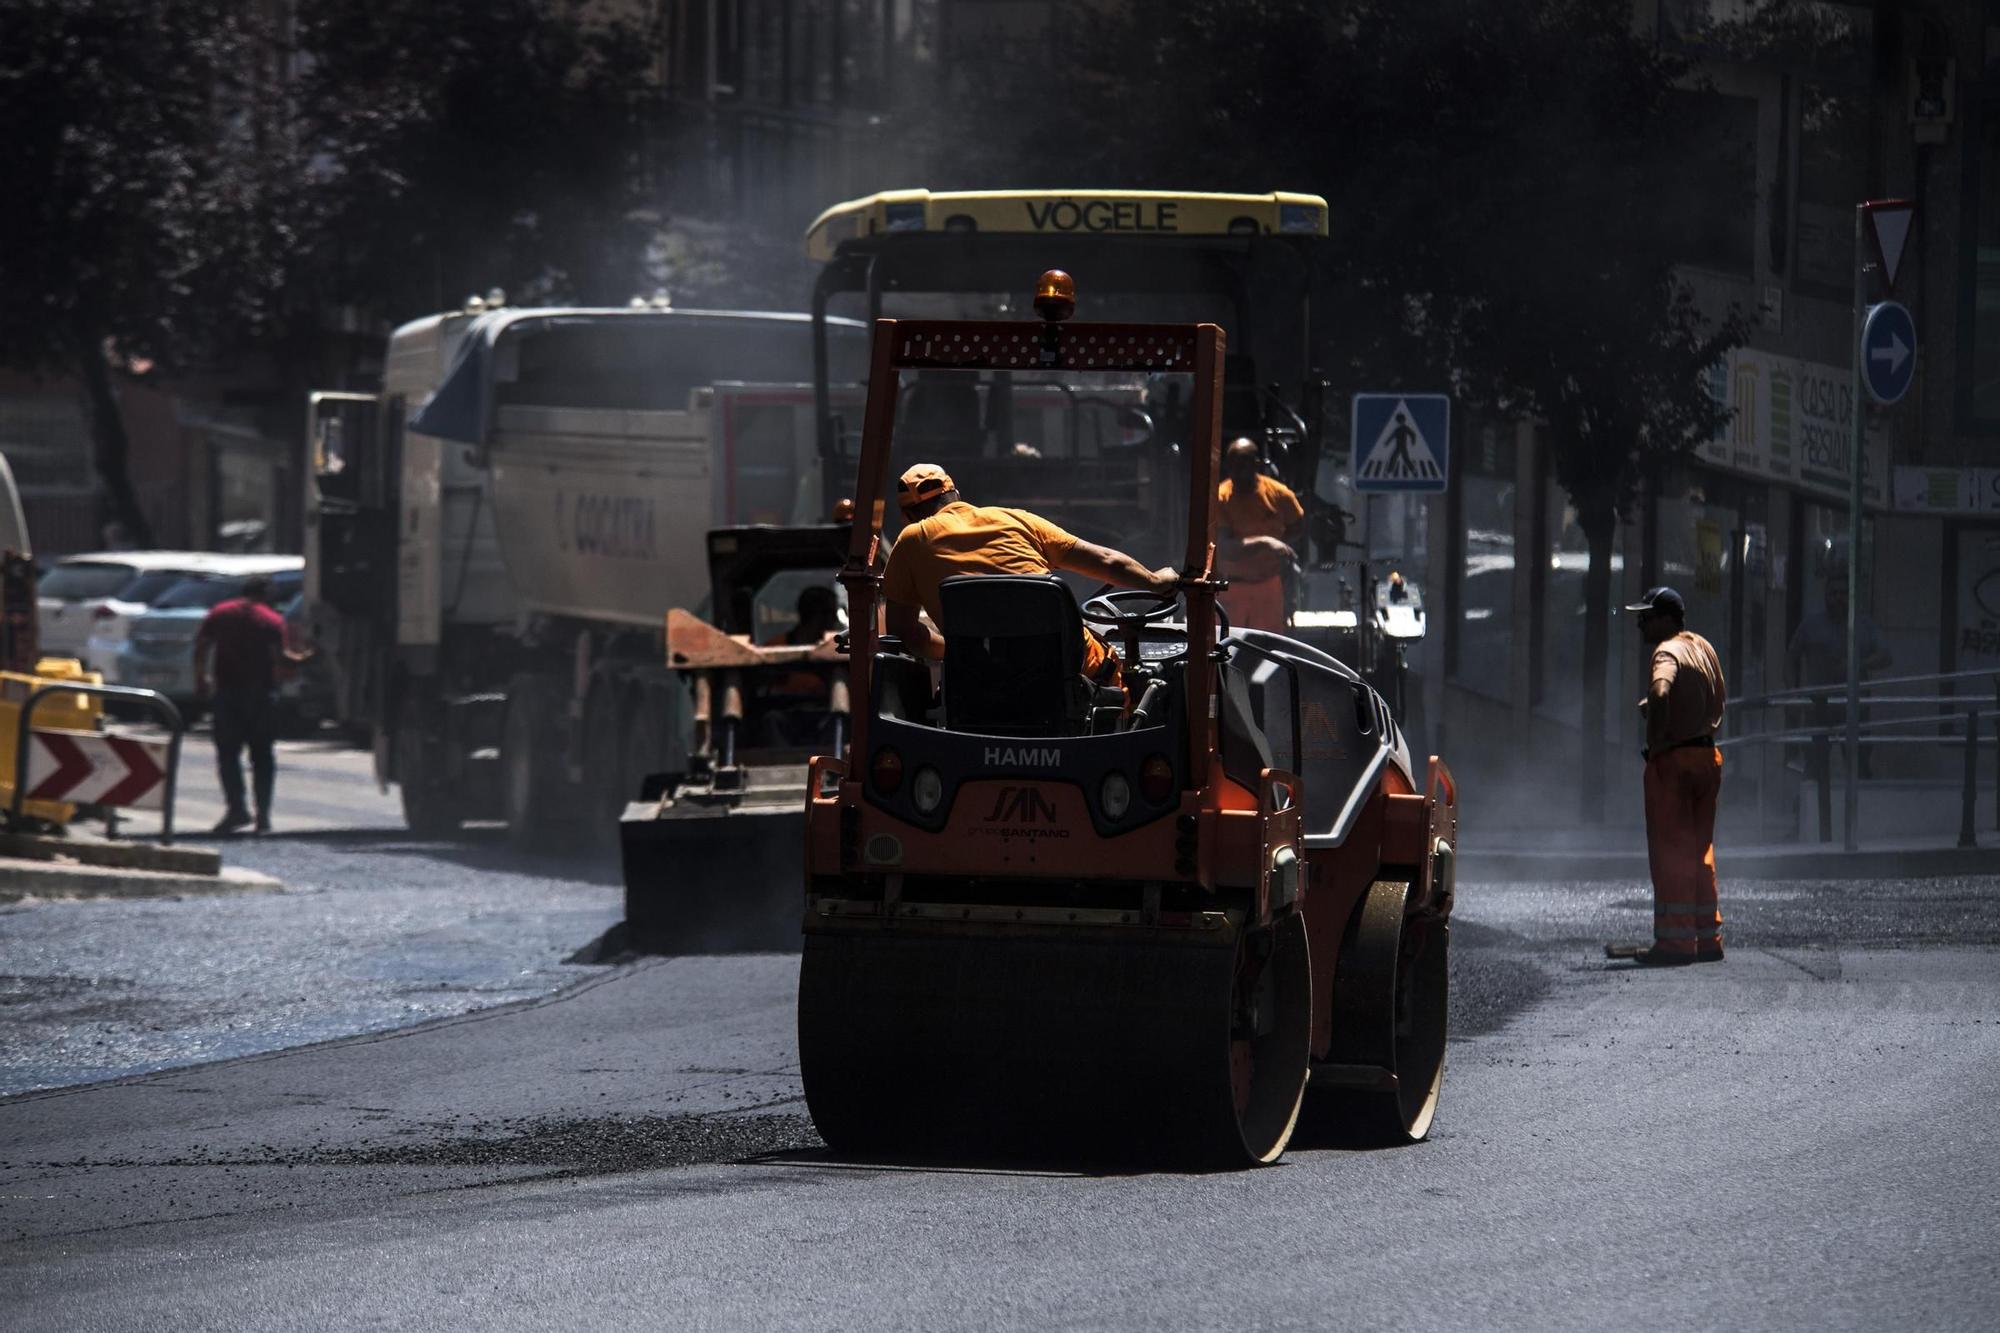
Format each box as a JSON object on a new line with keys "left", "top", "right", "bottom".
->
{"left": 1034, "top": 269, "right": 1076, "bottom": 322}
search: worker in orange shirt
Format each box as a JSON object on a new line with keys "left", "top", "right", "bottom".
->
{"left": 881, "top": 463, "right": 1177, "bottom": 690}
{"left": 1215, "top": 438, "right": 1305, "bottom": 633}
{"left": 759, "top": 585, "right": 842, "bottom": 700}
{"left": 1621, "top": 586, "right": 1728, "bottom": 967}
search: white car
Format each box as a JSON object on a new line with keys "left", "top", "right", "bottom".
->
{"left": 36, "top": 552, "right": 237, "bottom": 673}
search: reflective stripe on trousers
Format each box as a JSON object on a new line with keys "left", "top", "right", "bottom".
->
{"left": 1643, "top": 745, "right": 1724, "bottom": 957}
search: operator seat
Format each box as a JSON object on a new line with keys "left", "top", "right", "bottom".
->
{"left": 938, "top": 574, "right": 1101, "bottom": 736}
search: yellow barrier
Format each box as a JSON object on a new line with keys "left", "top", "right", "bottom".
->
{"left": 0, "top": 659, "right": 105, "bottom": 824}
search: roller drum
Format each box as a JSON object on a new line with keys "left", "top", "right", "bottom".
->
{"left": 799, "top": 911, "right": 1310, "bottom": 1167}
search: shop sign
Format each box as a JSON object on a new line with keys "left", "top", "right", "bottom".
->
{"left": 1893, "top": 465, "right": 2000, "bottom": 514}
{"left": 1699, "top": 346, "right": 1890, "bottom": 506}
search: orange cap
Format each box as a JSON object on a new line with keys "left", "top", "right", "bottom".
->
{"left": 896, "top": 463, "right": 956, "bottom": 514}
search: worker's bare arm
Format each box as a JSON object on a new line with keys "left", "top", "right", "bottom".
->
{"left": 1223, "top": 532, "right": 1296, "bottom": 561}
{"left": 1062, "top": 540, "right": 1178, "bottom": 593}
{"left": 886, "top": 599, "right": 942, "bottom": 661}
{"left": 1643, "top": 659, "right": 1675, "bottom": 752}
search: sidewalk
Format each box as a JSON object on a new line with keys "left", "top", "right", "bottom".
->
{"left": 0, "top": 825, "right": 276, "bottom": 903}
{"left": 0, "top": 853, "right": 279, "bottom": 902}
{"left": 1459, "top": 823, "right": 2000, "bottom": 881}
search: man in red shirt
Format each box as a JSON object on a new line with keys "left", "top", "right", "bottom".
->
{"left": 194, "top": 576, "right": 307, "bottom": 833}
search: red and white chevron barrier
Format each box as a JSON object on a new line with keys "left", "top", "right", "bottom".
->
{"left": 24, "top": 730, "right": 169, "bottom": 810}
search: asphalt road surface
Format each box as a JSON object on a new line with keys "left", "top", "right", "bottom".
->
{"left": 5, "top": 799, "right": 1999, "bottom": 1333}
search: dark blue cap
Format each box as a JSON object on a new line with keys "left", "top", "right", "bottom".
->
{"left": 1624, "top": 586, "right": 1685, "bottom": 617}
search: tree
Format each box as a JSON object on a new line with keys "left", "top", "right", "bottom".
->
{"left": 1365, "top": 1, "right": 1748, "bottom": 822}
{"left": 293, "top": 0, "right": 660, "bottom": 327}
{"left": 942, "top": 0, "right": 1745, "bottom": 819}
{"left": 0, "top": 0, "right": 288, "bottom": 546}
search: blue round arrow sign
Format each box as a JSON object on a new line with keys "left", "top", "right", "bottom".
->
{"left": 1861, "top": 301, "right": 1917, "bottom": 406}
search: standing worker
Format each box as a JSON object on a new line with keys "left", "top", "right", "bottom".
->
{"left": 1215, "top": 438, "right": 1305, "bottom": 633}
{"left": 881, "top": 463, "right": 1176, "bottom": 687}
{"left": 1618, "top": 587, "right": 1728, "bottom": 966}
{"left": 193, "top": 575, "right": 310, "bottom": 834}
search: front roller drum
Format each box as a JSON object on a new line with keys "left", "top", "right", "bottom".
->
{"left": 798, "top": 912, "right": 1311, "bottom": 1168}
{"left": 1309, "top": 877, "right": 1449, "bottom": 1143}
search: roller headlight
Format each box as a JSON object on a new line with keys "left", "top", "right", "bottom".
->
{"left": 912, "top": 765, "right": 944, "bottom": 815}
{"left": 1100, "top": 771, "right": 1132, "bottom": 820}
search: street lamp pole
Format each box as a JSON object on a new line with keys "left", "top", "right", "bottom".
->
{"left": 1843, "top": 204, "right": 1864, "bottom": 854}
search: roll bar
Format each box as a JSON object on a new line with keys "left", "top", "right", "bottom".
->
{"left": 837, "top": 300, "right": 1227, "bottom": 783}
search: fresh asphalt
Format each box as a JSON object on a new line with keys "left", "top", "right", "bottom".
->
{"left": 2, "top": 735, "right": 1998, "bottom": 1328}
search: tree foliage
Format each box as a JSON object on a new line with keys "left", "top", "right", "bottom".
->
{"left": 0, "top": 0, "right": 288, "bottom": 543}
{"left": 0, "top": 0, "right": 665, "bottom": 543}
{"left": 294, "top": 0, "right": 659, "bottom": 324}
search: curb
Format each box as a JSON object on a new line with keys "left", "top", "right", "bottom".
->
{"left": 0, "top": 830, "right": 221, "bottom": 876}
{"left": 0, "top": 858, "right": 281, "bottom": 902}
{"left": 1462, "top": 845, "right": 2000, "bottom": 882}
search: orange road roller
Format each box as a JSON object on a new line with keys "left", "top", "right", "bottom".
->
{"left": 798, "top": 277, "right": 1458, "bottom": 1167}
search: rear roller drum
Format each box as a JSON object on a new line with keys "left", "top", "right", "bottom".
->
{"left": 798, "top": 911, "right": 1311, "bottom": 1168}
{"left": 1310, "top": 878, "right": 1449, "bottom": 1144}
{"left": 1212, "top": 908, "right": 1313, "bottom": 1166}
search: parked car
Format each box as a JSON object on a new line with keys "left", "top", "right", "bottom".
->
{"left": 36, "top": 552, "right": 231, "bottom": 668}
{"left": 86, "top": 558, "right": 262, "bottom": 684}
{"left": 114, "top": 557, "right": 304, "bottom": 715}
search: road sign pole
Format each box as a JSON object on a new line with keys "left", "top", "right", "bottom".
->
{"left": 1844, "top": 204, "right": 1865, "bottom": 853}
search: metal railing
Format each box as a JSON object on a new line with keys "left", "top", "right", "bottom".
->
{"left": 8, "top": 682, "right": 186, "bottom": 844}
{"left": 1720, "top": 668, "right": 2000, "bottom": 849}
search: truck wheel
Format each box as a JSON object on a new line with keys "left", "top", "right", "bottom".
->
{"left": 1307, "top": 878, "right": 1449, "bottom": 1144}
{"left": 625, "top": 679, "right": 688, "bottom": 798}
{"left": 396, "top": 711, "right": 461, "bottom": 836}
{"left": 502, "top": 672, "right": 575, "bottom": 851}
{"left": 582, "top": 675, "right": 633, "bottom": 852}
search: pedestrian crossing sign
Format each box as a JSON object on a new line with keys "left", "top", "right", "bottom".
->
{"left": 1352, "top": 393, "right": 1450, "bottom": 493}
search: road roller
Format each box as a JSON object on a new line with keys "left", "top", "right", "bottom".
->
{"left": 798, "top": 276, "right": 1458, "bottom": 1167}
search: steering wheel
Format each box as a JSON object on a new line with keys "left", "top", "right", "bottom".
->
{"left": 1079, "top": 586, "right": 1231, "bottom": 663}
{"left": 1080, "top": 586, "right": 1180, "bottom": 630}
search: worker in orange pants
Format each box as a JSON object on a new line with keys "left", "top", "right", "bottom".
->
{"left": 1218, "top": 571, "right": 1286, "bottom": 636}
{"left": 1215, "top": 438, "right": 1305, "bottom": 633}
{"left": 1626, "top": 586, "right": 1727, "bottom": 966}
{"left": 1643, "top": 744, "right": 1724, "bottom": 961}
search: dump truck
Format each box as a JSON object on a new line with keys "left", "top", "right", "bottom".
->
{"left": 796, "top": 273, "right": 1458, "bottom": 1167}
{"left": 303, "top": 303, "right": 871, "bottom": 844}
